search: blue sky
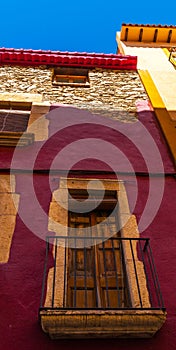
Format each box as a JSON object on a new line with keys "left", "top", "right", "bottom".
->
{"left": 0, "top": 1, "right": 175, "bottom": 54}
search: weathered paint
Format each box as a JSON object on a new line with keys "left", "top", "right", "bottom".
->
{"left": 117, "top": 28, "right": 176, "bottom": 164}
{"left": 0, "top": 105, "right": 175, "bottom": 348}
{"left": 0, "top": 105, "right": 174, "bottom": 172}
{"left": 139, "top": 70, "right": 176, "bottom": 164}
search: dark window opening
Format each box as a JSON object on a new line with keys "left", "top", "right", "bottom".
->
{"left": 0, "top": 104, "right": 31, "bottom": 132}
{"left": 0, "top": 111, "right": 30, "bottom": 132}
{"left": 52, "top": 67, "right": 90, "bottom": 87}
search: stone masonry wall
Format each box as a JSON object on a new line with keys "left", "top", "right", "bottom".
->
{"left": 0, "top": 65, "right": 148, "bottom": 121}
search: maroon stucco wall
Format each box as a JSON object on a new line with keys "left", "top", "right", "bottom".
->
{"left": 0, "top": 106, "right": 175, "bottom": 349}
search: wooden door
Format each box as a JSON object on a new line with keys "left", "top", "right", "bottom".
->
{"left": 66, "top": 209, "right": 129, "bottom": 308}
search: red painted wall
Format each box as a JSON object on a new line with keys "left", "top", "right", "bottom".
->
{"left": 0, "top": 106, "right": 175, "bottom": 349}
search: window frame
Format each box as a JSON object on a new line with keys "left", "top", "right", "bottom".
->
{"left": 52, "top": 67, "right": 90, "bottom": 87}
{"left": 0, "top": 101, "right": 33, "bottom": 146}
{"left": 0, "top": 96, "right": 50, "bottom": 146}
{"left": 40, "top": 177, "right": 166, "bottom": 339}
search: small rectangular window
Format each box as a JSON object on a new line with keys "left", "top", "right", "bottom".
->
{"left": 52, "top": 67, "right": 90, "bottom": 87}
{"left": 0, "top": 102, "right": 33, "bottom": 146}
{"left": 0, "top": 103, "right": 31, "bottom": 132}
{"left": 0, "top": 110, "right": 30, "bottom": 132}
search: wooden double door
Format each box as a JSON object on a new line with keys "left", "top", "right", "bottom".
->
{"left": 66, "top": 210, "right": 130, "bottom": 309}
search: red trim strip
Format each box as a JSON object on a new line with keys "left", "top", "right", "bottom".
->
{"left": 0, "top": 48, "right": 137, "bottom": 70}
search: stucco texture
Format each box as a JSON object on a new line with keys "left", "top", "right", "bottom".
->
{"left": 0, "top": 105, "right": 175, "bottom": 348}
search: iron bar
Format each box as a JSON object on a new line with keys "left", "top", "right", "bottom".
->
{"left": 129, "top": 239, "right": 143, "bottom": 307}
{"left": 40, "top": 236, "right": 165, "bottom": 311}
{"left": 73, "top": 237, "right": 77, "bottom": 308}
{"left": 63, "top": 243, "right": 67, "bottom": 307}
{"left": 40, "top": 238, "right": 50, "bottom": 308}
{"left": 102, "top": 241, "right": 110, "bottom": 307}
{"left": 111, "top": 238, "right": 121, "bottom": 307}
{"left": 148, "top": 242, "right": 165, "bottom": 309}
{"left": 119, "top": 239, "right": 131, "bottom": 307}
{"left": 46, "top": 235, "right": 149, "bottom": 241}
{"left": 145, "top": 241, "right": 162, "bottom": 307}
{"left": 138, "top": 240, "right": 153, "bottom": 306}
{"left": 51, "top": 238, "right": 58, "bottom": 308}
{"left": 143, "top": 238, "right": 149, "bottom": 252}
{"left": 84, "top": 241, "right": 88, "bottom": 308}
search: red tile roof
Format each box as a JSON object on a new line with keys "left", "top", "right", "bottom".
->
{"left": 122, "top": 23, "right": 176, "bottom": 28}
{"left": 0, "top": 48, "right": 137, "bottom": 70}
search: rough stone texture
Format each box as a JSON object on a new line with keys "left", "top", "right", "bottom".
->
{"left": 40, "top": 309, "right": 166, "bottom": 339}
{"left": 28, "top": 102, "right": 50, "bottom": 141}
{"left": 0, "top": 215, "right": 18, "bottom": 263}
{"left": 0, "top": 66, "right": 148, "bottom": 122}
{"left": 120, "top": 214, "right": 151, "bottom": 308}
{"left": 46, "top": 187, "right": 69, "bottom": 308}
{"left": 0, "top": 91, "right": 42, "bottom": 103}
{"left": 0, "top": 174, "right": 19, "bottom": 263}
{"left": 0, "top": 174, "right": 16, "bottom": 193}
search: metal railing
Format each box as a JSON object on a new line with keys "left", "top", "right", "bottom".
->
{"left": 40, "top": 236, "right": 165, "bottom": 311}
{"left": 168, "top": 47, "right": 176, "bottom": 68}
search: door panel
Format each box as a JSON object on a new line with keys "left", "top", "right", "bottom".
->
{"left": 67, "top": 204, "right": 129, "bottom": 308}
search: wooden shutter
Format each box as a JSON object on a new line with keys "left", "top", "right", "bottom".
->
{"left": 0, "top": 111, "right": 30, "bottom": 132}
{"left": 66, "top": 204, "right": 130, "bottom": 308}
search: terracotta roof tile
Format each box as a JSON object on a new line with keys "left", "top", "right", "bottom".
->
{"left": 122, "top": 23, "right": 176, "bottom": 28}
{"left": 0, "top": 48, "right": 137, "bottom": 70}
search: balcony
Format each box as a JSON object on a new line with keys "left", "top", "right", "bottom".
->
{"left": 39, "top": 235, "right": 166, "bottom": 339}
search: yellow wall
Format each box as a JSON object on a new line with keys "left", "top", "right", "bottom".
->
{"left": 117, "top": 25, "right": 176, "bottom": 164}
